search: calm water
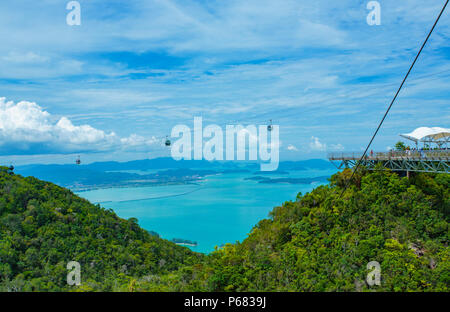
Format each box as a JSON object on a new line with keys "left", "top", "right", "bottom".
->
{"left": 77, "top": 169, "right": 336, "bottom": 253}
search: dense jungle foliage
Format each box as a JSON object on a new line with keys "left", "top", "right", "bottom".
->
{"left": 0, "top": 165, "right": 448, "bottom": 291}
{"left": 0, "top": 166, "right": 202, "bottom": 291}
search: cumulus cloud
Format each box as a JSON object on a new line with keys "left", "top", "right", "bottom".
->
{"left": 309, "top": 136, "right": 327, "bottom": 152}
{"left": 0, "top": 0, "right": 447, "bottom": 159}
{"left": 329, "top": 143, "right": 345, "bottom": 151}
{"left": 309, "top": 137, "right": 345, "bottom": 152}
{"left": 0, "top": 98, "right": 157, "bottom": 155}
{"left": 120, "top": 134, "right": 159, "bottom": 151}
{"left": 287, "top": 144, "right": 298, "bottom": 151}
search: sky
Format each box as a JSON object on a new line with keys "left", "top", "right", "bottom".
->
{"left": 0, "top": 0, "right": 449, "bottom": 165}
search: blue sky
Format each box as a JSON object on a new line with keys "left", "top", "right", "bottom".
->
{"left": 0, "top": 0, "right": 449, "bottom": 164}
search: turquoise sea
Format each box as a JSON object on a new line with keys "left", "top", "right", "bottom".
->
{"left": 76, "top": 169, "right": 337, "bottom": 253}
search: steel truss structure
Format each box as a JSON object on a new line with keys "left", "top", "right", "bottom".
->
{"left": 328, "top": 151, "right": 450, "bottom": 174}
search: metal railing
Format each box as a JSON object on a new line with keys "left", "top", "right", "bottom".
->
{"left": 328, "top": 149, "right": 450, "bottom": 160}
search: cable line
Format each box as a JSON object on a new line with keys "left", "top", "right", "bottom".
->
{"left": 338, "top": 0, "right": 449, "bottom": 199}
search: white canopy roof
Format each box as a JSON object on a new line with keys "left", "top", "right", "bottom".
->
{"left": 400, "top": 127, "right": 450, "bottom": 143}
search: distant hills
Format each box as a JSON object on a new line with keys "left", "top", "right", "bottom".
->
{"left": 14, "top": 158, "right": 335, "bottom": 191}
{"left": 13, "top": 165, "right": 217, "bottom": 191}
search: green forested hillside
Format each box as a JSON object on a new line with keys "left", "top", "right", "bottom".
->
{"left": 0, "top": 166, "right": 448, "bottom": 292}
{"left": 0, "top": 166, "right": 202, "bottom": 291}
{"left": 136, "top": 167, "right": 449, "bottom": 292}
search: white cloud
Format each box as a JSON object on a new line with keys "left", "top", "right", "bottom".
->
{"left": 309, "top": 136, "right": 326, "bottom": 152}
{"left": 329, "top": 143, "right": 344, "bottom": 151}
{"left": 2, "top": 51, "right": 49, "bottom": 64}
{"left": 0, "top": 97, "right": 157, "bottom": 155}
{"left": 287, "top": 144, "right": 298, "bottom": 151}
{"left": 120, "top": 134, "right": 159, "bottom": 149}
{"left": 0, "top": 0, "right": 448, "bottom": 161}
{"left": 308, "top": 137, "right": 345, "bottom": 152}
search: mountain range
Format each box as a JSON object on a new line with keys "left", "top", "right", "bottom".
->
{"left": 14, "top": 158, "right": 336, "bottom": 190}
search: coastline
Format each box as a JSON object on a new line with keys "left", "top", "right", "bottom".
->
{"left": 175, "top": 242, "right": 198, "bottom": 247}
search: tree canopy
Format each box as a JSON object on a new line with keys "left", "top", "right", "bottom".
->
{"left": 0, "top": 166, "right": 448, "bottom": 292}
{"left": 0, "top": 166, "right": 202, "bottom": 291}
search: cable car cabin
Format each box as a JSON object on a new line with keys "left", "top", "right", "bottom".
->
{"left": 164, "top": 135, "right": 171, "bottom": 147}
{"left": 75, "top": 156, "right": 81, "bottom": 165}
{"left": 7, "top": 165, "right": 14, "bottom": 175}
{"left": 267, "top": 120, "right": 273, "bottom": 132}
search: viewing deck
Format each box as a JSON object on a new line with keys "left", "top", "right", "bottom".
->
{"left": 328, "top": 150, "right": 450, "bottom": 174}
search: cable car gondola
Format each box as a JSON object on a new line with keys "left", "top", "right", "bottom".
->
{"left": 75, "top": 155, "right": 81, "bottom": 165}
{"left": 267, "top": 119, "right": 273, "bottom": 132}
{"left": 165, "top": 136, "right": 171, "bottom": 147}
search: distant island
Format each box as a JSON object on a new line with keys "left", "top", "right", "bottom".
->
{"left": 14, "top": 166, "right": 218, "bottom": 191}
{"left": 244, "top": 175, "right": 330, "bottom": 184}
{"left": 171, "top": 238, "right": 198, "bottom": 247}
{"left": 253, "top": 170, "right": 289, "bottom": 175}
{"left": 14, "top": 157, "right": 335, "bottom": 191}
{"left": 148, "top": 231, "right": 198, "bottom": 247}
